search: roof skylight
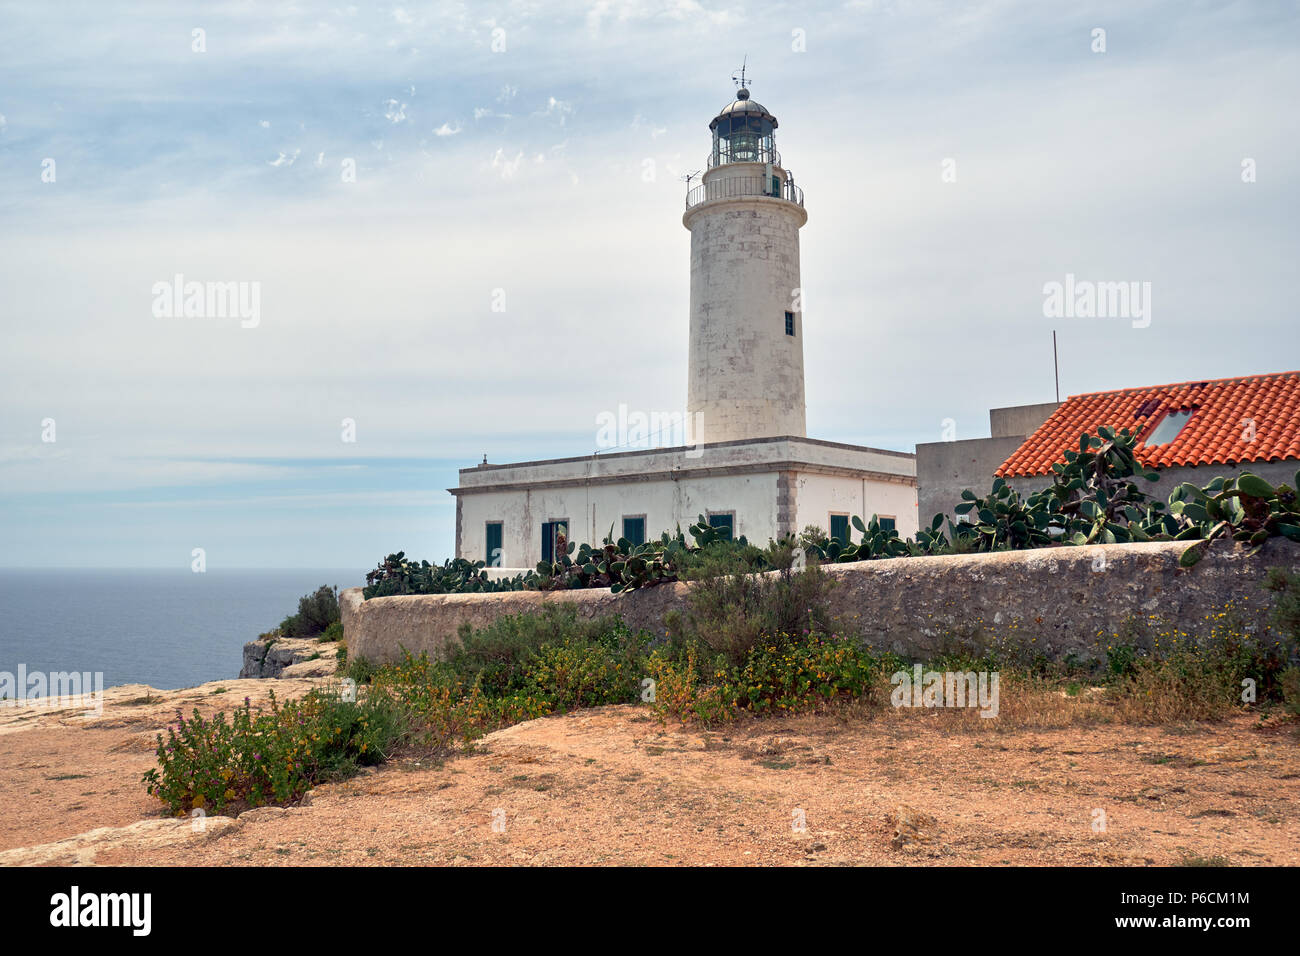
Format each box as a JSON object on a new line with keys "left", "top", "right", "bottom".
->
{"left": 1143, "top": 408, "right": 1194, "bottom": 446}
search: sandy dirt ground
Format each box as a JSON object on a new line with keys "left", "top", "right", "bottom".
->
{"left": 1, "top": 678, "right": 1297, "bottom": 866}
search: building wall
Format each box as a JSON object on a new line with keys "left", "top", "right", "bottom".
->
{"left": 915, "top": 402, "right": 1060, "bottom": 526}
{"left": 916, "top": 436, "right": 1027, "bottom": 526}
{"left": 793, "top": 472, "right": 920, "bottom": 539}
{"left": 457, "top": 466, "right": 920, "bottom": 565}
{"left": 454, "top": 437, "right": 916, "bottom": 564}
{"left": 990, "top": 401, "right": 1063, "bottom": 438}
{"left": 457, "top": 472, "right": 782, "bottom": 566}
{"left": 684, "top": 188, "right": 807, "bottom": 443}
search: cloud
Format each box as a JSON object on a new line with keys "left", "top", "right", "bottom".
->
{"left": 490, "top": 147, "right": 523, "bottom": 178}
{"left": 536, "top": 96, "right": 573, "bottom": 125}
{"left": 630, "top": 114, "right": 667, "bottom": 139}
{"left": 433, "top": 122, "right": 461, "bottom": 136}
{"left": 267, "top": 148, "right": 301, "bottom": 167}
{"left": 383, "top": 99, "right": 408, "bottom": 123}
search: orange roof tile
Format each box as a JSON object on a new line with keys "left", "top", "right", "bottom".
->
{"left": 996, "top": 371, "right": 1300, "bottom": 478}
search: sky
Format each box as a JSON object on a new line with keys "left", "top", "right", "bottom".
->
{"left": 0, "top": 0, "right": 1297, "bottom": 569}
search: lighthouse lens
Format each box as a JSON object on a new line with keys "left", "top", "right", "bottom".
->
{"left": 731, "top": 134, "right": 758, "bottom": 161}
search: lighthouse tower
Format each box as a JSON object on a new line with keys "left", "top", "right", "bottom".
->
{"left": 683, "top": 82, "right": 808, "bottom": 444}
{"left": 450, "top": 76, "right": 919, "bottom": 568}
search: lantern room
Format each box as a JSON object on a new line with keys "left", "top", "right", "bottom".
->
{"left": 709, "top": 88, "right": 780, "bottom": 167}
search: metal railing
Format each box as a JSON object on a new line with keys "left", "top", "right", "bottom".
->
{"left": 685, "top": 175, "right": 805, "bottom": 211}
{"left": 707, "top": 143, "right": 782, "bottom": 169}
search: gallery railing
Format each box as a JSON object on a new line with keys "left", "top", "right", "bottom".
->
{"left": 685, "top": 175, "right": 805, "bottom": 211}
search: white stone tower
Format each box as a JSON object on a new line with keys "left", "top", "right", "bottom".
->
{"left": 683, "top": 82, "right": 808, "bottom": 444}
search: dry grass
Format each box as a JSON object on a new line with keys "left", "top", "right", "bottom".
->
{"left": 744, "top": 672, "right": 1296, "bottom": 733}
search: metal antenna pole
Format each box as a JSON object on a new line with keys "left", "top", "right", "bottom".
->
{"left": 1052, "top": 330, "right": 1060, "bottom": 403}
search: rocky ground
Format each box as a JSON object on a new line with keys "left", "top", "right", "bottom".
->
{"left": 238, "top": 634, "right": 341, "bottom": 679}
{"left": 2, "top": 677, "right": 1297, "bottom": 866}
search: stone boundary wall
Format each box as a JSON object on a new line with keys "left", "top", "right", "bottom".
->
{"left": 341, "top": 539, "right": 1300, "bottom": 667}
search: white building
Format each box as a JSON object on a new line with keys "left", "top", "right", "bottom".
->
{"left": 451, "top": 82, "right": 917, "bottom": 567}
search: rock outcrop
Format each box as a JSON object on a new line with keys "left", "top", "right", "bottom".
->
{"left": 239, "top": 636, "right": 340, "bottom": 679}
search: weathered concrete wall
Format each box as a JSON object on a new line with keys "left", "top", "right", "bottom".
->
{"left": 916, "top": 401, "right": 1060, "bottom": 525}
{"left": 990, "top": 402, "right": 1061, "bottom": 438}
{"left": 341, "top": 539, "right": 1300, "bottom": 667}
{"left": 794, "top": 471, "right": 919, "bottom": 540}
{"left": 340, "top": 579, "right": 692, "bottom": 666}
{"left": 685, "top": 191, "right": 807, "bottom": 444}
{"left": 916, "top": 435, "right": 1026, "bottom": 525}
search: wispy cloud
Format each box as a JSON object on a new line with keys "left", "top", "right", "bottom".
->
{"left": 536, "top": 96, "right": 574, "bottom": 125}
{"left": 383, "top": 99, "right": 409, "bottom": 123}
{"left": 490, "top": 147, "right": 524, "bottom": 178}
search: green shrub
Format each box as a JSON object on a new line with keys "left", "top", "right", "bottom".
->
{"left": 645, "top": 631, "right": 880, "bottom": 724}
{"left": 1106, "top": 611, "right": 1295, "bottom": 720}
{"left": 521, "top": 635, "right": 646, "bottom": 711}
{"left": 142, "top": 686, "right": 400, "bottom": 816}
{"left": 450, "top": 605, "right": 629, "bottom": 695}
{"left": 364, "top": 553, "right": 529, "bottom": 597}
{"left": 339, "top": 654, "right": 378, "bottom": 686}
{"left": 645, "top": 644, "right": 734, "bottom": 726}
{"left": 321, "top": 620, "right": 344, "bottom": 643}
{"left": 1264, "top": 566, "right": 1300, "bottom": 643}
{"left": 674, "top": 562, "right": 837, "bottom": 668}
{"left": 279, "top": 585, "right": 340, "bottom": 638}
{"left": 1106, "top": 643, "right": 1139, "bottom": 679}
{"left": 729, "top": 634, "right": 878, "bottom": 714}
{"left": 1280, "top": 667, "right": 1300, "bottom": 717}
{"left": 678, "top": 538, "right": 771, "bottom": 581}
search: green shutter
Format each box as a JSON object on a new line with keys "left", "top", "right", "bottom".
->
{"left": 623, "top": 517, "right": 646, "bottom": 547}
{"left": 830, "top": 514, "right": 849, "bottom": 544}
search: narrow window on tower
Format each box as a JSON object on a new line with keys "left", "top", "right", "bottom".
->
{"left": 784, "top": 311, "right": 795, "bottom": 336}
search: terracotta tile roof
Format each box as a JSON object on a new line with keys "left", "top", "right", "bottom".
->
{"left": 996, "top": 371, "right": 1300, "bottom": 478}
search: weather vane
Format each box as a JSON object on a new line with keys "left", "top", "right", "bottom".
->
{"left": 731, "top": 55, "right": 750, "bottom": 91}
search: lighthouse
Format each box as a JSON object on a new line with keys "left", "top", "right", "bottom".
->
{"left": 683, "top": 82, "right": 808, "bottom": 444}
{"left": 452, "top": 76, "right": 918, "bottom": 566}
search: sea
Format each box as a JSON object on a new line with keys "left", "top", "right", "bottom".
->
{"left": 0, "top": 569, "right": 366, "bottom": 695}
